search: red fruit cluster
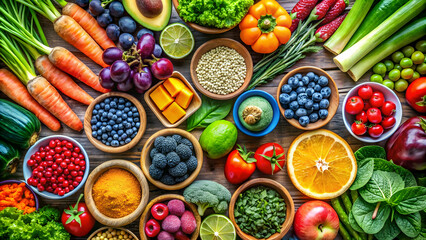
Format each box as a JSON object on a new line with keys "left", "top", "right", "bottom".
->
{"left": 345, "top": 85, "right": 397, "bottom": 138}
{"left": 27, "top": 139, "right": 86, "bottom": 196}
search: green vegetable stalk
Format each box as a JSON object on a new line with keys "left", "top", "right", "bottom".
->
{"left": 331, "top": 198, "right": 363, "bottom": 240}
{"left": 339, "top": 222, "right": 352, "bottom": 240}
{"left": 340, "top": 192, "right": 352, "bottom": 214}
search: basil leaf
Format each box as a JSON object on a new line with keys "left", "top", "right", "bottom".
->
{"left": 186, "top": 96, "right": 233, "bottom": 131}
{"left": 359, "top": 170, "right": 404, "bottom": 203}
{"left": 389, "top": 186, "right": 426, "bottom": 214}
{"left": 349, "top": 211, "right": 364, "bottom": 233}
{"left": 354, "top": 145, "right": 387, "bottom": 160}
{"left": 350, "top": 158, "right": 374, "bottom": 190}
{"left": 373, "top": 158, "right": 417, "bottom": 187}
{"left": 374, "top": 218, "right": 401, "bottom": 240}
{"left": 395, "top": 211, "right": 421, "bottom": 238}
{"left": 352, "top": 197, "right": 391, "bottom": 234}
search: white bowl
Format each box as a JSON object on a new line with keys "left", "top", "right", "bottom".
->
{"left": 342, "top": 82, "right": 402, "bottom": 143}
{"left": 23, "top": 135, "right": 90, "bottom": 199}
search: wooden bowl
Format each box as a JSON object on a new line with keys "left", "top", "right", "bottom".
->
{"left": 88, "top": 227, "right": 139, "bottom": 240}
{"left": 84, "top": 92, "right": 147, "bottom": 153}
{"left": 84, "top": 159, "right": 149, "bottom": 227}
{"left": 190, "top": 38, "right": 253, "bottom": 100}
{"left": 139, "top": 194, "right": 201, "bottom": 240}
{"left": 276, "top": 67, "right": 339, "bottom": 130}
{"left": 140, "top": 128, "right": 203, "bottom": 190}
{"left": 229, "top": 178, "right": 295, "bottom": 240}
{"left": 171, "top": 0, "right": 236, "bottom": 34}
{"left": 144, "top": 71, "right": 202, "bottom": 128}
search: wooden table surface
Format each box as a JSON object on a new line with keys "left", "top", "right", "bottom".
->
{"left": 1, "top": 0, "right": 417, "bottom": 239}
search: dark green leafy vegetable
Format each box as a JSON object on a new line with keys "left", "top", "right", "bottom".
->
{"left": 352, "top": 198, "right": 391, "bottom": 234}
{"left": 373, "top": 158, "right": 417, "bottom": 187}
{"left": 350, "top": 158, "right": 374, "bottom": 190}
{"left": 348, "top": 211, "right": 364, "bottom": 233}
{"left": 186, "top": 96, "right": 233, "bottom": 131}
{"left": 234, "top": 186, "right": 286, "bottom": 239}
{"left": 354, "top": 145, "right": 387, "bottom": 160}
{"left": 389, "top": 187, "right": 426, "bottom": 214}
{"left": 358, "top": 170, "right": 404, "bottom": 203}
{"left": 395, "top": 211, "right": 421, "bottom": 238}
{"left": 375, "top": 218, "right": 401, "bottom": 240}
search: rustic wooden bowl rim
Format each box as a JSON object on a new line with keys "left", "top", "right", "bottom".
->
{"left": 87, "top": 226, "right": 139, "bottom": 240}
{"left": 229, "top": 178, "right": 295, "bottom": 240}
{"left": 140, "top": 128, "right": 203, "bottom": 190}
{"left": 84, "top": 159, "right": 149, "bottom": 227}
{"left": 84, "top": 92, "right": 147, "bottom": 153}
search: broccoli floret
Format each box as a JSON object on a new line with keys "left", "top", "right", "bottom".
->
{"left": 162, "top": 137, "right": 177, "bottom": 154}
{"left": 183, "top": 180, "right": 231, "bottom": 216}
{"left": 150, "top": 147, "right": 159, "bottom": 158}
{"left": 175, "top": 174, "right": 189, "bottom": 183}
{"left": 172, "top": 134, "right": 182, "bottom": 144}
{"left": 180, "top": 138, "right": 193, "bottom": 151}
{"left": 186, "top": 156, "right": 198, "bottom": 172}
{"left": 149, "top": 165, "right": 163, "bottom": 180}
{"left": 152, "top": 153, "right": 167, "bottom": 169}
{"left": 166, "top": 152, "right": 180, "bottom": 167}
{"left": 154, "top": 136, "right": 166, "bottom": 152}
{"left": 160, "top": 174, "right": 176, "bottom": 185}
{"left": 168, "top": 162, "right": 188, "bottom": 177}
{"left": 176, "top": 144, "right": 192, "bottom": 160}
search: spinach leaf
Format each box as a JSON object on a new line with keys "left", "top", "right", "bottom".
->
{"left": 411, "top": 211, "right": 426, "bottom": 240}
{"left": 349, "top": 211, "right": 364, "bottom": 233}
{"left": 389, "top": 186, "right": 426, "bottom": 214}
{"left": 395, "top": 211, "right": 421, "bottom": 238}
{"left": 186, "top": 96, "right": 233, "bottom": 131}
{"left": 374, "top": 218, "right": 401, "bottom": 240}
{"left": 350, "top": 158, "right": 374, "bottom": 190}
{"left": 373, "top": 158, "right": 417, "bottom": 187}
{"left": 354, "top": 145, "right": 387, "bottom": 160}
{"left": 352, "top": 197, "right": 391, "bottom": 234}
{"left": 359, "top": 170, "right": 404, "bottom": 203}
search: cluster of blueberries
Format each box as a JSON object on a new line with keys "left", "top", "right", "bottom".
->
{"left": 90, "top": 97, "right": 140, "bottom": 147}
{"left": 279, "top": 72, "right": 331, "bottom": 127}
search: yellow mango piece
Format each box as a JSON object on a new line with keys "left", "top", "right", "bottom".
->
{"left": 150, "top": 85, "right": 174, "bottom": 110}
{"left": 175, "top": 87, "right": 194, "bottom": 109}
{"left": 162, "top": 102, "right": 186, "bottom": 124}
{"left": 163, "top": 77, "right": 186, "bottom": 97}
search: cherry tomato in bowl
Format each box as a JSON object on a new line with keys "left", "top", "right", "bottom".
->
{"left": 358, "top": 85, "right": 373, "bottom": 100}
{"left": 345, "top": 96, "right": 364, "bottom": 115}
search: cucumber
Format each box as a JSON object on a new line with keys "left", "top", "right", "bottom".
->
{"left": 0, "top": 139, "right": 20, "bottom": 179}
{"left": 344, "top": 0, "right": 409, "bottom": 50}
{"left": 0, "top": 99, "right": 41, "bottom": 149}
{"left": 348, "top": 17, "right": 426, "bottom": 81}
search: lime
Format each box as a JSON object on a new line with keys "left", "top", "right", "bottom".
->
{"left": 416, "top": 40, "right": 426, "bottom": 52}
{"left": 383, "top": 60, "right": 394, "bottom": 72}
{"left": 383, "top": 79, "right": 394, "bottom": 90}
{"left": 372, "top": 62, "right": 386, "bottom": 76}
{"left": 401, "top": 68, "right": 414, "bottom": 80}
{"left": 200, "top": 214, "right": 236, "bottom": 240}
{"left": 411, "top": 51, "right": 425, "bottom": 64}
{"left": 392, "top": 51, "right": 404, "bottom": 63}
{"left": 388, "top": 69, "right": 400, "bottom": 81}
{"left": 160, "top": 23, "right": 194, "bottom": 59}
{"left": 394, "top": 64, "right": 402, "bottom": 71}
{"left": 400, "top": 58, "right": 413, "bottom": 68}
{"left": 395, "top": 79, "right": 408, "bottom": 92}
{"left": 199, "top": 120, "right": 238, "bottom": 159}
{"left": 410, "top": 71, "right": 420, "bottom": 83}
{"left": 370, "top": 74, "right": 383, "bottom": 84}
{"left": 402, "top": 46, "right": 415, "bottom": 57}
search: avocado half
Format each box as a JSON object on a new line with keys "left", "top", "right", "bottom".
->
{"left": 123, "top": 0, "right": 171, "bottom": 31}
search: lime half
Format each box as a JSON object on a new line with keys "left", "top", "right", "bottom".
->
{"left": 200, "top": 214, "right": 236, "bottom": 240}
{"left": 160, "top": 23, "right": 194, "bottom": 59}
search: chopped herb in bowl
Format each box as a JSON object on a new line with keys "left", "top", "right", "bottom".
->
{"left": 234, "top": 186, "right": 286, "bottom": 239}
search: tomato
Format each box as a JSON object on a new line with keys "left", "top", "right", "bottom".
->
{"left": 254, "top": 143, "right": 285, "bottom": 175}
{"left": 369, "top": 91, "right": 385, "bottom": 108}
{"left": 382, "top": 116, "right": 396, "bottom": 129}
{"left": 345, "top": 96, "right": 364, "bottom": 115}
{"left": 358, "top": 85, "right": 373, "bottom": 100}
{"left": 61, "top": 194, "right": 95, "bottom": 237}
{"left": 367, "top": 108, "right": 382, "bottom": 124}
{"left": 368, "top": 124, "right": 384, "bottom": 138}
{"left": 351, "top": 121, "right": 367, "bottom": 135}
{"left": 381, "top": 101, "right": 396, "bottom": 116}
{"left": 355, "top": 111, "right": 367, "bottom": 123}
{"left": 363, "top": 101, "right": 371, "bottom": 111}
{"left": 224, "top": 145, "right": 256, "bottom": 184}
{"left": 405, "top": 77, "right": 426, "bottom": 113}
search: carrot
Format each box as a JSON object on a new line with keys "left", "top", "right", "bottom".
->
{"left": 61, "top": 2, "right": 116, "bottom": 50}
{"left": 48, "top": 46, "right": 110, "bottom": 93}
{"left": 35, "top": 55, "right": 94, "bottom": 105}
{"left": 0, "top": 69, "right": 61, "bottom": 131}
{"left": 27, "top": 76, "right": 83, "bottom": 131}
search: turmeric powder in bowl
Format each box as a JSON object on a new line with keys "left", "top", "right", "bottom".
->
{"left": 92, "top": 168, "right": 141, "bottom": 218}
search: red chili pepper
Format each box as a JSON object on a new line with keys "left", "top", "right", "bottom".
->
{"left": 315, "top": 13, "right": 347, "bottom": 42}
{"left": 308, "top": 0, "right": 337, "bottom": 21}
{"left": 320, "top": 0, "right": 348, "bottom": 25}
{"left": 290, "top": 0, "right": 319, "bottom": 31}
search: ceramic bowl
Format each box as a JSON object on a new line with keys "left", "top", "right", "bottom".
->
{"left": 84, "top": 92, "right": 147, "bottom": 153}
{"left": 229, "top": 178, "right": 295, "bottom": 240}
{"left": 23, "top": 135, "right": 89, "bottom": 199}
{"left": 233, "top": 90, "right": 280, "bottom": 137}
{"left": 342, "top": 82, "right": 402, "bottom": 143}
{"left": 84, "top": 159, "right": 149, "bottom": 227}
{"left": 190, "top": 38, "right": 253, "bottom": 100}
{"left": 144, "top": 71, "right": 202, "bottom": 128}
{"left": 277, "top": 67, "right": 339, "bottom": 130}
{"left": 87, "top": 227, "right": 139, "bottom": 240}
{"left": 140, "top": 128, "right": 203, "bottom": 190}
{"left": 139, "top": 194, "right": 201, "bottom": 240}
{"left": 0, "top": 180, "right": 39, "bottom": 210}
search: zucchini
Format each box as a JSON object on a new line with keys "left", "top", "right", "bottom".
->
{"left": 334, "top": 0, "right": 426, "bottom": 72}
{"left": 344, "top": 0, "right": 409, "bottom": 50}
{"left": 0, "top": 99, "right": 40, "bottom": 149}
{"left": 0, "top": 139, "right": 20, "bottom": 179}
{"left": 348, "top": 17, "right": 426, "bottom": 81}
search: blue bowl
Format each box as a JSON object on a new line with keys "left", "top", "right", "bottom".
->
{"left": 233, "top": 90, "right": 280, "bottom": 137}
{"left": 23, "top": 135, "right": 90, "bottom": 199}
{"left": 0, "top": 180, "right": 39, "bottom": 210}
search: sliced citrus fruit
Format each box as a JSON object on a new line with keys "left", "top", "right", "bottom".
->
{"left": 200, "top": 214, "right": 236, "bottom": 240}
{"left": 287, "top": 129, "right": 357, "bottom": 199}
{"left": 160, "top": 23, "right": 194, "bottom": 59}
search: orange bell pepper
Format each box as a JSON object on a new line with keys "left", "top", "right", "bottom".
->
{"left": 239, "top": 0, "right": 292, "bottom": 54}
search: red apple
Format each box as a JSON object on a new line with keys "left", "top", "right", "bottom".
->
{"left": 294, "top": 200, "right": 339, "bottom": 240}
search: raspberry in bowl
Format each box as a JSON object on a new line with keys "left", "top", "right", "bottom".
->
{"left": 23, "top": 135, "right": 89, "bottom": 199}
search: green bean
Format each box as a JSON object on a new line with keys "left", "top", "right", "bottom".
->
{"left": 351, "top": 190, "right": 359, "bottom": 203}
{"left": 341, "top": 192, "right": 352, "bottom": 214}
{"left": 331, "top": 198, "right": 363, "bottom": 240}
{"left": 339, "top": 222, "right": 351, "bottom": 240}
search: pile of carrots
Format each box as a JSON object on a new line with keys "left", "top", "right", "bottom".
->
{"left": 0, "top": 182, "right": 36, "bottom": 214}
